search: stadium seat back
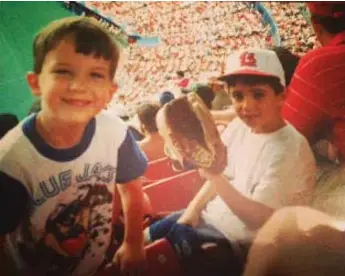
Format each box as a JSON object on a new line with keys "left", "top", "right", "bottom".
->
{"left": 143, "top": 170, "right": 204, "bottom": 213}
{"left": 143, "top": 157, "right": 184, "bottom": 182}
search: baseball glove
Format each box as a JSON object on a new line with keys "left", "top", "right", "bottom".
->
{"left": 162, "top": 92, "right": 227, "bottom": 174}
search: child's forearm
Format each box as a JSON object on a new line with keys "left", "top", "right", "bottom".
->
{"left": 185, "top": 180, "right": 217, "bottom": 214}
{"left": 208, "top": 174, "right": 274, "bottom": 230}
{"left": 117, "top": 179, "right": 145, "bottom": 246}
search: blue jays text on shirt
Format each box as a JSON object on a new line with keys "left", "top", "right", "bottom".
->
{"left": 33, "top": 162, "right": 117, "bottom": 206}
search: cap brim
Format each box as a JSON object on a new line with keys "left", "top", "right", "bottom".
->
{"left": 218, "top": 69, "right": 280, "bottom": 82}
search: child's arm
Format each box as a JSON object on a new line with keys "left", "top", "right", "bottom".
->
{"left": 200, "top": 171, "right": 274, "bottom": 231}
{"left": 200, "top": 140, "right": 316, "bottom": 231}
{"left": 113, "top": 127, "right": 149, "bottom": 273}
{"left": 113, "top": 177, "right": 146, "bottom": 274}
{"left": 177, "top": 180, "right": 217, "bottom": 227}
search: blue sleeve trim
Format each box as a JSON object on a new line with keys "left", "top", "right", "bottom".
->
{"left": 0, "top": 172, "right": 30, "bottom": 235}
{"left": 116, "top": 129, "right": 148, "bottom": 183}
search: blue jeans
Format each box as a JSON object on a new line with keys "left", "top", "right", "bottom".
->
{"left": 149, "top": 211, "right": 243, "bottom": 275}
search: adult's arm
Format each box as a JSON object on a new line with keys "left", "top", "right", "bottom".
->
{"left": 243, "top": 207, "right": 345, "bottom": 276}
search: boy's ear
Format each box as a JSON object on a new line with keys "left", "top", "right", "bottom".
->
{"left": 26, "top": 72, "right": 41, "bottom": 96}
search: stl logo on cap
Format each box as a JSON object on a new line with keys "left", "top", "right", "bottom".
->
{"left": 240, "top": 52, "right": 257, "bottom": 67}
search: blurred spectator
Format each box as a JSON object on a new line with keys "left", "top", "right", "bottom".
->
{"left": 159, "top": 90, "right": 175, "bottom": 106}
{"left": 0, "top": 113, "right": 19, "bottom": 139}
{"left": 137, "top": 103, "right": 166, "bottom": 161}
{"left": 107, "top": 93, "right": 130, "bottom": 121}
{"left": 209, "top": 79, "right": 232, "bottom": 110}
{"left": 192, "top": 85, "right": 215, "bottom": 110}
{"left": 270, "top": 46, "right": 300, "bottom": 86}
{"left": 175, "top": 70, "right": 190, "bottom": 89}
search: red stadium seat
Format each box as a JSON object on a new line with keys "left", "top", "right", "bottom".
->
{"left": 101, "top": 170, "right": 204, "bottom": 276}
{"left": 143, "top": 170, "right": 204, "bottom": 214}
{"left": 143, "top": 157, "right": 184, "bottom": 183}
{"left": 144, "top": 238, "right": 184, "bottom": 276}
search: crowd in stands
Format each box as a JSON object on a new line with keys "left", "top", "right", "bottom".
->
{"left": 265, "top": 2, "right": 317, "bottom": 56}
{"left": 84, "top": 1, "right": 316, "bottom": 112}
{"left": 86, "top": 1, "right": 274, "bottom": 107}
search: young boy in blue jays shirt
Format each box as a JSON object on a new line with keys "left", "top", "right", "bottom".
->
{"left": 0, "top": 16, "right": 148, "bottom": 276}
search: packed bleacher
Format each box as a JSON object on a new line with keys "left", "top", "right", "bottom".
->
{"left": 265, "top": 1, "right": 317, "bottom": 55}
{"left": 86, "top": 1, "right": 274, "bottom": 107}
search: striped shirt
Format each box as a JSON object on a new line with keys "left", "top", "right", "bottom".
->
{"left": 282, "top": 31, "right": 345, "bottom": 162}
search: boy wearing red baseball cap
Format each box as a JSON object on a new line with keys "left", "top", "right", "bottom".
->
{"left": 145, "top": 49, "right": 316, "bottom": 276}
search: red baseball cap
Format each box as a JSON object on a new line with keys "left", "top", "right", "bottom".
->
{"left": 307, "top": 2, "right": 345, "bottom": 18}
{"left": 218, "top": 48, "right": 286, "bottom": 87}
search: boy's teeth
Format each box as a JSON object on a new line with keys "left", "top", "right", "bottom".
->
{"left": 65, "top": 99, "right": 90, "bottom": 106}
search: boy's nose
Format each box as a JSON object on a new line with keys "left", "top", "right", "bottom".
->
{"left": 70, "top": 78, "right": 87, "bottom": 92}
{"left": 242, "top": 97, "right": 255, "bottom": 111}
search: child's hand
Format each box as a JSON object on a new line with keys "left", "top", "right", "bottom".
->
{"left": 112, "top": 241, "right": 147, "bottom": 275}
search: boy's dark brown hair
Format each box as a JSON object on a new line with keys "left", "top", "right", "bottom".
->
{"left": 33, "top": 16, "right": 120, "bottom": 78}
{"left": 223, "top": 75, "right": 285, "bottom": 95}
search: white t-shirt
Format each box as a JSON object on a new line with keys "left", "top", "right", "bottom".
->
{"left": 202, "top": 118, "right": 316, "bottom": 242}
{"left": 0, "top": 112, "right": 147, "bottom": 276}
{"left": 106, "top": 102, "right": 128, "bottom": 118}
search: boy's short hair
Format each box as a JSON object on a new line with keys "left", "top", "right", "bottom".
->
{"left": 33, "top": 16, "right": 120, "bottom": 78}
{"left": 218, "top": 48, "right": 285, "bottom": 94}
{"left": 224, "top": 75, "right": 284, "bottom": 95}
{"left": 137, "top": 103, "right": 160, "bottom": 133}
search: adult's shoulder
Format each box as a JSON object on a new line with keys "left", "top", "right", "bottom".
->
{"left": 296, "top": 46, "right": 344, "bottom": 75}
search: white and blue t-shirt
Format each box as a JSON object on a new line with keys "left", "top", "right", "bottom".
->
{"left": 0, "top": 112, "right": 148, "bottom": 276}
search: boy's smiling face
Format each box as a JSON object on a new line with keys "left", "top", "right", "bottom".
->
{"left": 27, "top": 37, "right": 116, "bottom": 126}
{"left": 230, "top": 82, "right": 285, "bottom": 134}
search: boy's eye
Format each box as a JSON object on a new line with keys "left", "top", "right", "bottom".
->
{"left": 231, "top": 91, "right": 243, "bottom": 102}
{"left": 90, "top": 72, "right": 106, "bottom": 79}
{"left": 253, "top": 91, "right": 265, "bottom": 100}
{"left": 53, "top": 69, "right": 72, "bottom": 75}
